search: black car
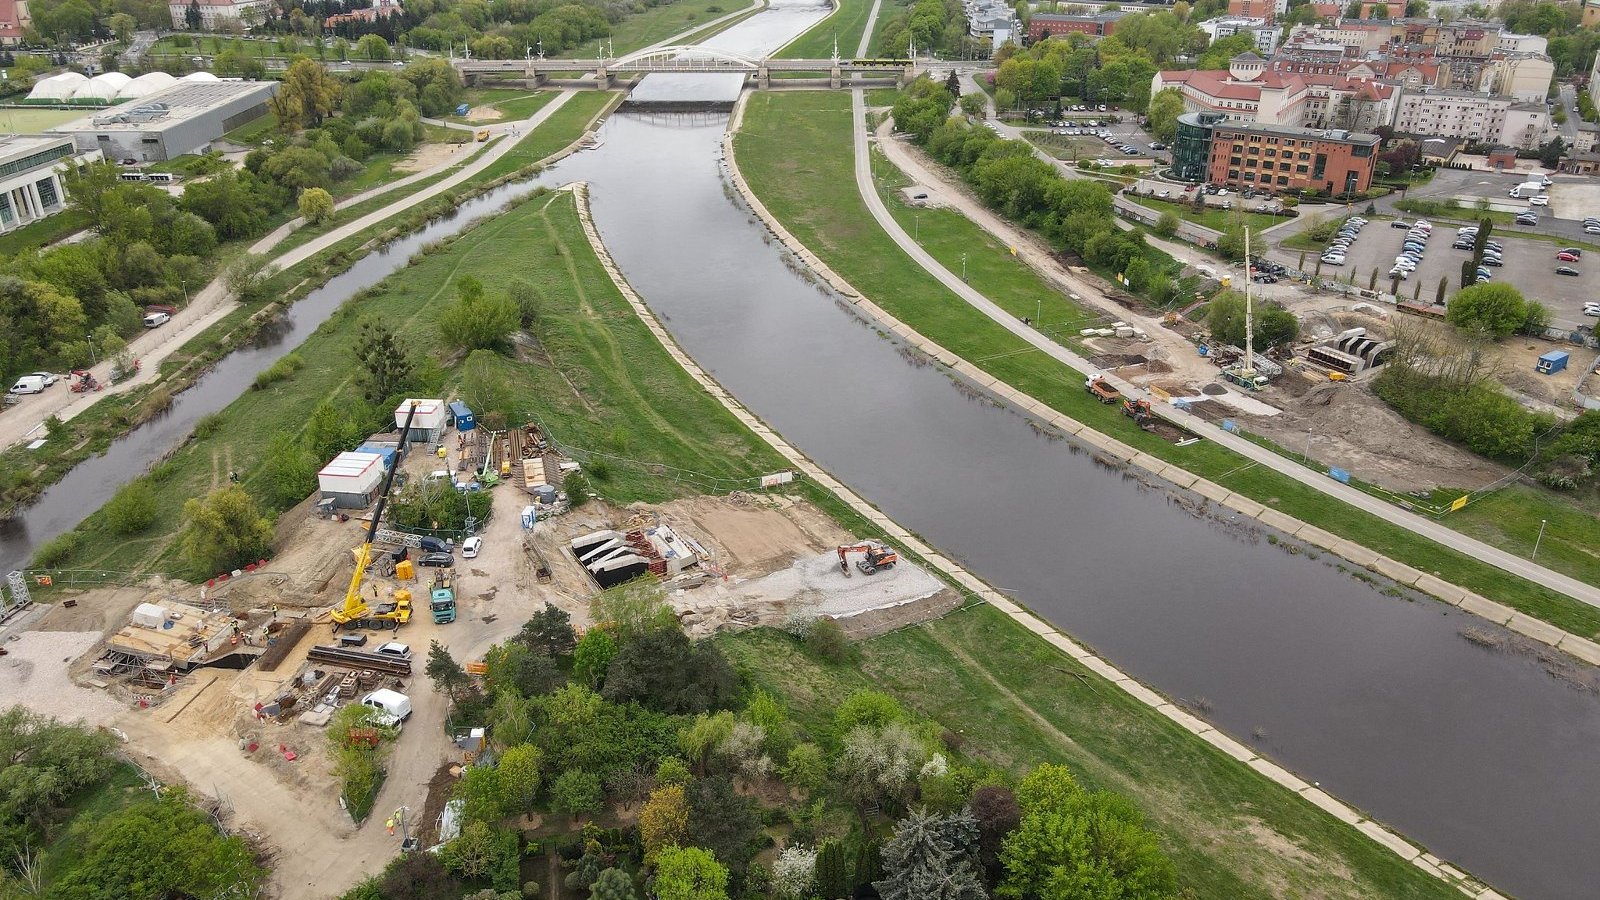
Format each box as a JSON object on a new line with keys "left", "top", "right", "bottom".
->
{"left": 1556, "top": 266, "right": 1581, "bottom": 276}
{"left": 1391, "top": 220, "right": 1411, "bottom": 229}
{"left": 419, "top": 552, "right": 455, "bottom": 567}
{"left": 1252, "top": 273, "right": 1278, "bottom": 283}
{"left": 1516, "top": 215, "right": 1539, "bottom": 225}
{"left": 1452, "top": 241, "right": 1474, "bottom": 250}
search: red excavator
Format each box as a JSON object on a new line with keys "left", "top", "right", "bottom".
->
{"left": 837, "top": 542, "right": 898, "bottom": 577}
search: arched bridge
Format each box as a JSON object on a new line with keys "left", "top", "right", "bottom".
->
{"left": 452, "top": 51, "right": 918, "bottom": 89}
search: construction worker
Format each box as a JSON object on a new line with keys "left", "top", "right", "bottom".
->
{"left": 271, "top": 603, "right": 278, "bottom": 621}
{"left": 385, "top": 816, "right": 395, "bottom": 836}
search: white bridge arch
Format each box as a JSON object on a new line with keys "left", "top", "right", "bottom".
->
{"left": 608, "top": 45, "right": 763, "bottom": 72}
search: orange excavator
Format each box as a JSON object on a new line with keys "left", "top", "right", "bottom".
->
{"left": 837, "top": 542, "right": 898, "bottom": 577}
{"left": 1122, "top": 397, "right": 1156, "bottom": 430}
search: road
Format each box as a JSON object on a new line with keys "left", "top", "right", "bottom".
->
{"left": 851, "top": 89, "right": 1600, "bottom": 613}
{"left": 0, "top": 91, "right": 581, "bottom": 456}
{"left": 1558, "top": 84, "right": 1580, "bottom": 146}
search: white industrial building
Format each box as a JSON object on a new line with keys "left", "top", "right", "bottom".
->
{"left": 394, "top": 399, "right": 448, "bottom": 443}
{"left": 317, "top": 451, "right": 388, "bottom": 508}
{"left": 0, "top": 134, "right": 99, "bottom": 234}
{"left": 48, "top": 79, "right": 274, "bottom": 162}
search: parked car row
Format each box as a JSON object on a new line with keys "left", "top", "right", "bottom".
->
{"left": 1585, "top": 216, "right": 1600, "bottom": 236}
{"left": 1388, "top": 219, "right": 1432, "bottom": 281}
{"left": 1555, "top": 244, "right": 1582, "bottom": 277}
{"left": 1320, "top": 215, "right": 1369, "bottom": 267}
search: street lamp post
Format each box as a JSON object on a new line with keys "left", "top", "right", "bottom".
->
{"left": 961, "top": 253, "right": 967, "bottom": 282}
{"left": 181, "top": 278, "right": 189, "bottom": 307}
{"left": 1532, "top": 519, "right": 1548, "bottom": 560}
{"left": 86, "top": 333, "right": 97, "bottom": 365}
{"left": 914, "top": 214, "right": 919, "bottom": 241}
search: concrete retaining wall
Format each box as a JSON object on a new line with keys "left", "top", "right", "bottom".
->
{"left": 711, "top": 91, "right": 1522, "bottom": 899}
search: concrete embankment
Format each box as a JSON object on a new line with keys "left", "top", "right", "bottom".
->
{"left": 712, "top": 94, "right": 1510, "bottom": 899}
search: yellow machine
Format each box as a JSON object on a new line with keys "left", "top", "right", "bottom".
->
{"left": 332, "top": 402, "right": 421, "bottom": 631}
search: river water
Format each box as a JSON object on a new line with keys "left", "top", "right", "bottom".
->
{"left": 2, "top": 3, "right": 1596, "bottom": 896}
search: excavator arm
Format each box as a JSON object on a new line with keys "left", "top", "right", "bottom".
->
{"left": 333, "top": 401, "right": 421, "bottom": 627}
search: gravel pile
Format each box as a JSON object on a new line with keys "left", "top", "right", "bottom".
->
{"left": 0, "top": 631, "right": 125, "bottom": 725}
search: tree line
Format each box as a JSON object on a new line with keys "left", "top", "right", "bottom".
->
{"left": 339, "top": 577, "right": 1177, "bottom": 899}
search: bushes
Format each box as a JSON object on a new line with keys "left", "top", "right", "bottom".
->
{"left": 32, "top": 531, "right": 79, "bottom": 568}
{"left": 1374, "top": 362, "right": 1551, "bottom": 461}
{"left": 104, "top": 479, "right": 158, "bottom": 535}
{"left": 251, "top": 352, "right": 304, "bottom": 390}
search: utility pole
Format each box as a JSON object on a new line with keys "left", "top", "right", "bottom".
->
{"left": 1243, "top": 226, "right": 1254, "bottom": 376}
{"left": 1532, "top": 519, "right": 1548, "bottom": 559}
{"left": 961, "top": 252, "right": 968, "bottom": 282}
{"left": 86, "top": 332, "right": 97, "bottom": 365}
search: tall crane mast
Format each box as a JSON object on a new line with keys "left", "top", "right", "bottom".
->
{"left": 333, "top": 401, "right": 421, "bottom": 628}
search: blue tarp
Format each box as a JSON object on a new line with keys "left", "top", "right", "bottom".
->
{"left": 355, "top": 445, "right": 397, "bottom": 469}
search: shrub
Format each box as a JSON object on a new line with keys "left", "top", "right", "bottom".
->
{"left": 104, "top": 479, "right": 158, "bottom": 535}
{"left": 804, "top": 617, "right": 849, "bottom": 663}
{"left": 32, "top": 531, "right": 79, "bottom": 568}
{"left": 191, "top": 412, "right": 225, "bottom": 440}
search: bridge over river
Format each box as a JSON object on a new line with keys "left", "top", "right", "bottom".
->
{"left": 452, "top": 45, "right": 918, "bottom": 89}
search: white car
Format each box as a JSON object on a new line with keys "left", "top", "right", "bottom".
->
{"left": 375, "top": 641, "right": 412, "bottom": 661}
{"left": 1583, "top": 303, "right": 1600, "bottom": 317}
{"left": 26, "top": 371, "right": 56, "bottom": 386}
{"left": 461, "top": 536, "right": 482, "bottom": 559}
{"left": 1320, "top": 255, "right": 1346, "bottom": 266}
{"left": 1529, "top": 195, "right": 1550, "bottom": 206}
{"left": 142, "top": 312, "right": 170, "bottom": 328}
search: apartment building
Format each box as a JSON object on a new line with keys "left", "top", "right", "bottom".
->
{"left": 1391, "top": 88, "right": 1550, "bottom": 148}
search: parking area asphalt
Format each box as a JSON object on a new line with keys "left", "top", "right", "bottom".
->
{"left": 1035, "top": 108, "right": 1169, "bottom": 162}
{"left": 1397, "top": 167, "right": 1600, "bottom": 244}
{"left": 1315, "top": 221, "right": 1595, "bottom": 317}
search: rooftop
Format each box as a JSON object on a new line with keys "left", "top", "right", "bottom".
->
{"left": 1210, "top": 117, "right": 1382, "bottom": 145}
{"left": 51, "top": 80, "right": 275, "bottom": 134}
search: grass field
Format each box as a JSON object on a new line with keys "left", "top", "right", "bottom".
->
{"left": 1020, "top": 128, "right": 1116, "bottom": 162}
{"left": 46, "top": 187, "right": 783, "bottom": 574}
{"left": 867, "top": 0, "right": 916, "bottom": 55}
{"left": 0, "top": 207, "right": 90, "bottom": 257}
{"left": 0, "top": 107, "right": 86, "bottom": 131}
{"left": 779, "top": 0, "right": 870, "bottom": 58}
{"left": 734, "top": 90, "right": 1600, "bottom": 639}
{"left": 447, "top": 89, "right": 556, "bottom": 125}
{"left": 722, "top": 608, "right": 1461, "bottom": 899}
{"left": 556, "top": 0, "right": 739, "bottom": 58}
{"left": 1133, "top": 193, "right": 1286, "bottom": 234}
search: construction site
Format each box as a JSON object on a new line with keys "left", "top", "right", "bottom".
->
{"left": 0, "top": 394, "right": 958, "bottom": 890}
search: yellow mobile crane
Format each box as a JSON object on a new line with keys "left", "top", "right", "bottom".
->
{"left": 332, "top": 401, "right": 421, "bottom": 631}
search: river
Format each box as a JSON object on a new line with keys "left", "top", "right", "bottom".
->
{"left": 3, "top": 3, "right": 1597, "bottom": 896}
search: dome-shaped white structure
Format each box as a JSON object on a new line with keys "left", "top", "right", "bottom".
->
{"left": 25, "top": 72, "right": 87, "bottom": 102}
{"left": 116, "top": 71, "right": 177, "bottom": 100}
{"left": 71, "top": 72, "right": 132, "bottom": 103}
{"left": 182, "top": 71, "right": 220, "bottom": 82}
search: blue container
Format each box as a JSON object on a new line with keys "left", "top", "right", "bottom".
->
{"left": 455, "top": 103, "right": 470, "bottom": 116}
{"left": 448, "top": 400, "right": 475, "bottom": 431}
{"left": 1536, "top": 351, "right": 1568, "bottom": 375}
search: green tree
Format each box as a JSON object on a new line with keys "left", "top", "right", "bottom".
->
{"left": 654, "top": 845, "right": 729, "bottom": 900}
{"left": 639, "top": 784, "right": 690, "bottom": 861}
{"left": 959, "top": 93, "right": 986, "bottom": 118}
{"left": 426, "top": 640, "right": 469, "bottom": 704}
{"left": 518, "top": 602, "right": 577, "bottom": 657}
{"left": 186, "top": 0, "right": 201, "bottom": 29}
{"left": 298, "top": 186, "right": 335, "bottom": 224}
{"left": 573, "top": 627, "right": 619, "bottom": 687}
{"left": 1146, "top": 88, "right": 1186, "bottom": 143}
{"left": 835, "top": 689, "right": 905, "bottom": 732}
{"left": 498, "top": 744, "right": 543, "bottom": 813}
{"left": 1205, "top": 291, "right": 1300, "bottom": 349}
{"left": 180, "top": 485, "right": 274, "bottom": 574}
{"left": 1154, "top": 210, "right": 1180, "bottom": 237}
{"left": 876, "top": 810, "right": 985, "bottom": 900}
{"left": 678, "top": 710, "right": 735, "bottom": 775}
{"left": 814, "top": 840, "right": 850, "bottom": 899}
{"left": 104, "top": 478, "right": 157, "bottom": 534}
{"left": 352, "top": 319, "right": 414, "bottom": 404}
{"left": 590, "top": 867, "right": 639, "bottom": 900}
{"left": 1445, "top": 283, "right": 1529, "bottom": 337}
{"left": 356, "top": 34, "right": 391, "bottom": 61}
{"left": 274, "top": 58, "right": 341, "bottom": 131}
{"left": 603, "top": 626, "right": 739, "bottom": 714}
{"left": 258, "top": 431, "right": 317, "bottom": 509}
{"left": 550, "top": 768, "right": 604, "bottom": 823}
{"left": 1539, "top": 136, "right": 1566, "bottom": 169}
{"left": 454, "top": 764, "right": 506, "bottom": 825}
{"left": 686, "top": 775, "right": 761, "bottom": 874}
{"left": 51, "top": 790, "right": 263, "bottom": 900}
{"left": 438, "top": 276, "right": 521, "bottom": 353}
{"left": 782, "top": 742, "right": 828, "bottom": 797}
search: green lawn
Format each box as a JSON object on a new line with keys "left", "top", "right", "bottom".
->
{"left": 476, "top": 91, "right": 617, "bottom": 182}
{"left": 45, "top": 187, "right": 783, "bottom": 574}
{"left": 867, "top": 0, "right": 916, "bottom": 55}
{"left": 150, "top": 36, "right": 284, "bottom": 58}
{"left": 1020, "top": 128, "right": 1115, "bottom": 162}
{"left": 722, "top": 610, "right": 1462, "bottom": 899}
{"left": 449, "top": 90, "right": 556, "bottom": 125}
{"left": 1134, "top": 193, "right": 1286, "bottom": 234}
{"left": 0, "top": 207, "right": 90, "bottom": 257}
{"left": 0, "top": 106, "right": 85, "bottom": 131}
{"left": 36, "top": 764, "right": 148, "bottom": 886}
{"left": 221, "top": 111, "right": 278, "bottom": 145}
{"left": 779, "top": 0, "right": 874, "bottom": 58}
{"left": 555, "top": 0, "right": 742, "bottom": 58}
{"left": 735, "top": 90, "right": 1600, "bottom": 639}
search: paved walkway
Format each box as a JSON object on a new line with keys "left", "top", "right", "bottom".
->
{"left": 847, "top": 91, "right": 1600, "bottom": 612}
{"left": 0, "top": 91, "right": 582, "bottom": 456}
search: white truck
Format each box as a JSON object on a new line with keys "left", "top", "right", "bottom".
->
{"left": 1508, "top": 180, "right": 1545, "bottom": 199}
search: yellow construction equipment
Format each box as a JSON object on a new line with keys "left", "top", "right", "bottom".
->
{"left": 332, "top": 402, "right": 421, "bottom": 631}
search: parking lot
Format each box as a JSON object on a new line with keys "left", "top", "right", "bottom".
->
{"left": 1302, "top": 219, "right": 1596, "bottom": 320}
{"left": 1031, "top": 108, "right": 1168, "bottom": 162}
{"left": 1399, "top": 167, "right": 1600, "bottom": 246}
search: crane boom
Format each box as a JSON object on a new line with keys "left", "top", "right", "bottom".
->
{"left": 334, "top": 401, "right": 421, "bottom": 626}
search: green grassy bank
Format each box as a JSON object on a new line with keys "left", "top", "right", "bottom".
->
{"left": 734, "top": 90, "right": 1600, "bottom": 638}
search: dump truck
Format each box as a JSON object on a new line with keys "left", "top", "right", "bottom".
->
{"left": 430, "top": 570, "right": 457, "bottom": 624}
{"left": 1085, "top": 374, "right": 1121, "bottom": 404}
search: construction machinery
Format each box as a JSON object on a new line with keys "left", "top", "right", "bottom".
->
{"left": 1085, "top": 374, "right": 1121, "bottom": 404}
{"left": 1122, "top": 398, "right": 1156, "bottom": 430}
{"left": 430, "top": 570, "right": 457, "bottom": 624}
{"left": 332, "top": 402, "right": 420, "bottom": 632}
{"left": 837, "top": 542, "right": 899, "bottom": 577}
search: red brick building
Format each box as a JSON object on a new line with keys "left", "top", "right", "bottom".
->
{"left": 1207, "top": 122, "right": 1380, "bottom": 195}
{"left": 1027, "top": 13, "right": 1122, "bottom": 42}
{"left": 1227, "top": 0, "right": 1275, "bottom": 23}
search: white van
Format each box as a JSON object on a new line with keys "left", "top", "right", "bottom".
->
{"left": 360, "top": 689, "right": 412, "bottom": 728}
{"left": 8, "top": 375, "right": 46, "bottom": 395}
{"left": 142, "top": 312, "right": 170, "bottom": 328}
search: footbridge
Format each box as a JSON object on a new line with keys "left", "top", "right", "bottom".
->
{"left": 453, "top": 47, "right": 918, "bottom": 89}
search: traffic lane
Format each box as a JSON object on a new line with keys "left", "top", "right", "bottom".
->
{"left": 1331, "top": 226, "right": 1595, "bottom": 318}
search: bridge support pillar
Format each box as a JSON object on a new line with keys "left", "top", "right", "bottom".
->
{"left": 898, "top": 65, "right": 914, "bottom": 88}
{"left": 830, "top": 66, "right": 841, "bottom": 89}
{"left": 463, "top": 72, "right": 479, "bottom": 87}
{"left": 758, "top": 66, "right": 770, "bottom": 90}
{"left": 596, "top": 66, "right": 613, "bottom": 88}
